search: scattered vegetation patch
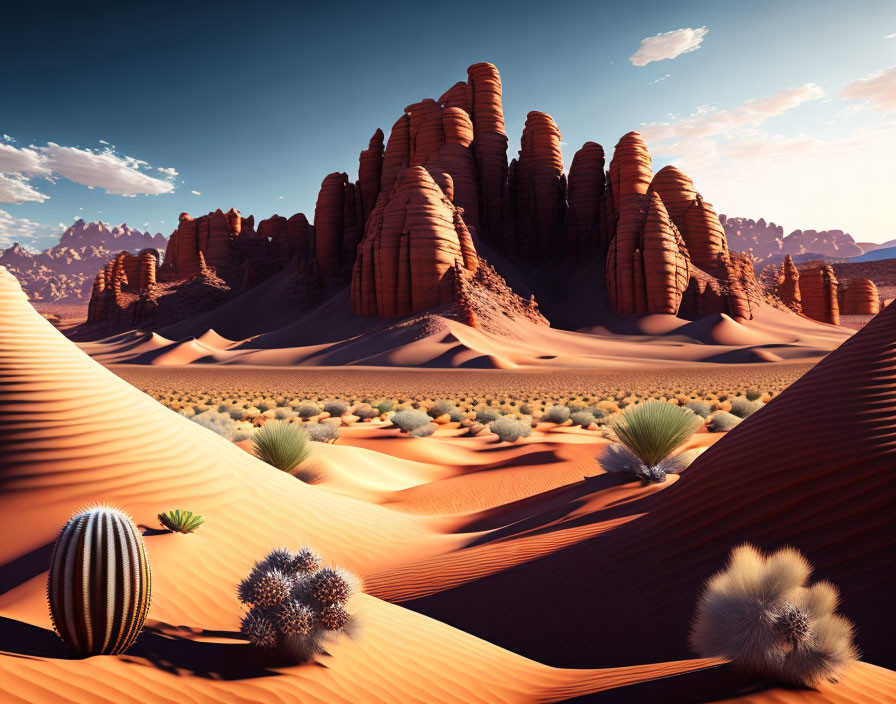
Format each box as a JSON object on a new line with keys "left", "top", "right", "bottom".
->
{"left": 323, "top": 400, "right": 349, "bottom": 417}
{"left": 391, "top": 409, "right": 433, "bottom": 433}
{"left": 611, "top": 401, "right": 702, "bottom": 468}
{"left": 729, "top": 397, "right": 763, "bottom": 419}
{"left": 707, "top": 411, "right": 742, "bottom": 433}
{"left": 489, "top": 416, "right": 532, "bottom": 443}
{"left": 305, "top": 423, "right": 340, "bottom": 444}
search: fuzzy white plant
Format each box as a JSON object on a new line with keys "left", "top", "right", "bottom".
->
{"left": 690, "top": 544, "right": 857, "bottom": 686}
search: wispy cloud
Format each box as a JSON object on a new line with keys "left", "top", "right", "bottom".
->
{"left": 0, "top": 209, "right": 59, "bottom": 248}
{"left": 885, "top": 32, "right": 896, "bottom": 39}
{"left": 190, "top": 190, "right": 202, "bottom": 195}
{"left": 650, "top": 74, "right": 672, "bottom": 85}
{"left": 629, "top": 27, "right": 708, "bottom": 67}
{"left": 0, "top": 142, "right": 178, "bottom": 203}
{"left": 840, "top": 66, "right": 896, "bottom": 114}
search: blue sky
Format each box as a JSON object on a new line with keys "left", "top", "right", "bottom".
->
{"left": 2, "top": 0, "right": 894, "bottom": 249}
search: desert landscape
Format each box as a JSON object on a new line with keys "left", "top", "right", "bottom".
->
{"left": 2, "top": 2, "right": 895, "bottom": 702}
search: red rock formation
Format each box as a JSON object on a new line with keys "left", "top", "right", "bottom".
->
{"left": 358, "top": 129, "right": 384, "bottom": 223}
{"left": 606, "top": 193, "right": 690, "bottom": 315}
{"left": 777, "top": 254, "right": 801, "bottom": 312}
{"left": 352, "top": 166, "right": 479, "bottom": 318}
{"left": 138, "top": 250, "right": 157, "bottom": 290}
{"left": 314, "top": 172, "right": 349, "bottom": 276}
{"left": 648, "top": 166, "right": 729, "bottom": 274}
{"left": 433, "top": 106, "right": 480, "bottom": 236}
{"left": 512, "top": 112, "right": 565, "bottom": 260}
{"left": 86, "top": 272, "right": 105, "bottom": 323}
{"left": 407, "top": 99, "right": 445, "bottom": 166}
{"left": 608, "top": 132, "right": 652, "bottom": 218}
{"left": 164, "top": 213, "right": 199, "bottom": 278}
{"left": 203, "top": 209, "right": 234, "bottom": 270}
{"left": 226, "top": 208, "right": 242, "bottom": 236}
{"left": 257, "top": 215, "right": 290, "bottom": 261}
{"left": 841, "top": 278, "right": 880, "bottom": 315}
{"left": 439, "top": 81, "right": 473, "bottom": 113}
{"left": 564, "top": 142, "right": 606, "bottom": 257}
{"left": 285, "top": 213, "right": 312, "bottom": 261}
{"left": 468, "top": 62, "right": 510, "bottom": 247}
{"left": 800, "top": 264, "right": 840, "bottom": 325}
{"left": 380, "top": 115, "right": 410, "bottom": 198}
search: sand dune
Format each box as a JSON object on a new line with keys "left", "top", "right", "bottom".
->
{"left": 2, "top": 265, "right": 892, "bottom": 703}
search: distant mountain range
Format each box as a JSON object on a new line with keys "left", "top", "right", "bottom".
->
{"left": 0, "top": 220, "right": 165, "bottom": 303}
{"left": 719, "top": 215, "right": 895, "bottom": 264}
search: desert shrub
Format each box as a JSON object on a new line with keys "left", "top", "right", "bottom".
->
{"left": 221, "top": 404, "right": 245, "bottom": 420}
{"left": 599, "top": 443, "right": 703, "bottom": 482}
{"left": 570, "top": 411, "right": 596, "bottom": 427}
{"left": 685, "top": 401, "right": 712, "bottom": 418}
{"left": 323, "top": 400, "right": 349, "bottom": 417}
{"left": 190, "top": 410, "right": 235, "bottom": 438}
{"left": 730, "top": 398, "right": 762, "bottom": 419}
{"left": 273, "top": 407, "right": 296, "bottom": 421}
{"left": 745, "top": 387, "right": 763, "bottom": 401}
{"left": 707, "top": 411, "right": 742, "bottom": 432}
{"left": 475, "top": 407, "right": 502, "bottom": 423}
{"left": 409, "top": 422, "right": 437, "bottom": 438}
{"left": 428, "top": 400, "right": 465, "bottom": 421}
{"left": 544, "top": 405, "right": 570, "bottom": 423}
{"left": 391, "top": 409, "right": 433, "bottom": 433}
{"left": 611, "top": 401, "right": 702, "bottom": 468}
{"left": 158, "top": 509, "right": 204, "bottom": 534}
{"left": 375, "top": 399, "right": 395, "bottom": 414}
{"left": 296, "top": 403, "right": 322, "bottom": 420}
{"left": 519, "top": 403, "right": 534, "bottom": 416}
{"left": 353, "top": 404, "right": 379, "bottom": 420}
{"left": 489, "top": 416, "right": 531, "bottom": 442}
{"left": 690, "top": 544, "right": 857, "bottom": 686}
{"left": 239, "top": 547, "right": 360, "bottom": 662}
{"left": 306, "top": 423, "right": 340, "bottom": 444}
{"left": 252, "top": 421, "right": 311, "bottom": 472}
{"left": 231, "top": 420, "right": 258, "bottom": 443}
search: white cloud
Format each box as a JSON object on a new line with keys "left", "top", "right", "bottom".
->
{"left": 629, "top": 27, "right": 708, "bottom": 67}
{"left": 886, "top": 33, "right": 896, "bottom": 39}
{"left": 99, "top": 139, "right": 110, "bottom": 145}
{"left": 0, "top": 141, "right": 178, "bottom": 203}
{"left": 650, "top": 74, "right": 672, "bottom": 85}
{"left": 0, "top": 174, "right": 49, "bottom": 203}
{"left": 2, "top": 134, "right": 14, "bottom": 143}
{"left": 190, "top": 190, "right": 202, "bottom": 195}
{"left": 840, "top": 66, "right": 896, "bottom": 114}
{"left": 0, "top": 209, "right": 59, "bottom": 248}
{"left": 638, "top": 77, "right": 896, "bottom": 241}
{"left": 157, "top": 166, "right": 179, "bottom": 177}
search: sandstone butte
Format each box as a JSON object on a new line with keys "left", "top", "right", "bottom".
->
{"left": 776, "top": 254, "right": 802, "bottom": 312}
{"left": 799, "top": 264, "right": 840, "bottom": 325}
{"left": 84, "top": 62, "right": 809, "bottom": 331}
{"left": 841, "top": 277, "right": 880, "bottom": 315}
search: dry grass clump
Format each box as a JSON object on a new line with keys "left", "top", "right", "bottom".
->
{"left": 391, "top": 409, "right": 433, "bottom": 433}
{"left": 489, "top": 416, "right": 532, "bottom": 443}
{"left": 707, "top": 411, "right": 743, "bottom": 433}
{"left": 612, "top": 401, "right": 702, "bottom": 468}
{"left": 252, "top": 421, "right": 311, "bottom": 472}
{"left": 691, "top": 544, "right": 857, "bottom": 686}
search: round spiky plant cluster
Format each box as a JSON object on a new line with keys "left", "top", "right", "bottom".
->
{"left": 241, "top": 609, "right": 278, "bottom": 649}
{"left": 775, "top": 604, "right": 812, "bottom": 648}
{"left": 318, "top": 604, "right": 350, "bottom": 631}
{"left": 691, "top": 544, "right": 858, "bottom": 686}
{"left": 278, "top": 601, "right": 315, "bottom": 636}
{"left": 309, "top": 568, "right": 353, "bottom": 606}
{"left": 237, "top": 546, "right": 360, "bottom": 662}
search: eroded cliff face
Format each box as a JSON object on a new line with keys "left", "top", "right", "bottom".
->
{"left": 799, "top": 264, "right": 840, "bottom": 325}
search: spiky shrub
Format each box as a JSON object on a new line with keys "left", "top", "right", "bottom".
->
{"left": 47, "top": 506, "right": 151, "bottom": 656}
{"left": 690, "top": 544, "right": 857, "bottom": 686}
{"left": 158, "top": 509, "right": 205, "bottom": 533}
{"left": 353, "top": 404, "right": 379, "bottom": 420}
{"left": 391, "top": 409, "right": 432, "bottom": 433}
{"left": 599, "top": 444, "right": 704, "bottom": 482}
{"left": 544, "top": 405, "right": 570, "bottom": 423}
{"left": 323, "top": 400, "right": 349, "bottom": 417}
{"left": 611, "top": 401, "right": 703, "bottom": 468}
{"left": 729, "top": 398, "right": 762, "bottom": 419}
{"left": 238, "top": 547, "right": 359, "bottom": 662}
{"left": 707, "top": 411, "right": 742, "bottom": 433}
{"left": 685, "top": 401, "right": 712, "bottom": 418}
{"left": 306, "top": 423, "right": 340, "bottom": 444}
{"left": 252, "top": 420, "right": 311, "bottom": 472}
{"left": 489, "top": 416, "right": 532, "bottom": 443}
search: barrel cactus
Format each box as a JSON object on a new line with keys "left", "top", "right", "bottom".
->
{"left": 47, "top": 506, "right": 151, "bottom": 656}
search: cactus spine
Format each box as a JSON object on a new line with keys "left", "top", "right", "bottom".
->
{"left": 47, "top": 506, "right": 151, "bottom": 656}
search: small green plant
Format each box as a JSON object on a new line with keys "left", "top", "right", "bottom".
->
{"left": 375, "top": 399, "right": 395, "bottom": 414}
{"left": 691, "top": 544, "right": 857, "bottom": 686}
{"left": 707, "top": 411, "right": 742, "bottom": 432}
{"left": 391, "top": 409, "right": 433, "bottom": 433}
{"left": 745, "top": 387, "right": 763, "bottom": 401}
{"left": 252, "top": 420, "right": 311, "bottom": 472}
{"left": 158, "top": 509, "right": 205, "bottom": 534}
{"left": 489, "top": 416, "right": 531, "bottom": 442}
{"left": 570, "top": 411, "right": 596, "bottom": 427}
{"left": 611, "top": 401, "right": 702, "bottom": 468}
{"left": 296, "top": 403, "right": 322, "bottom": 420}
